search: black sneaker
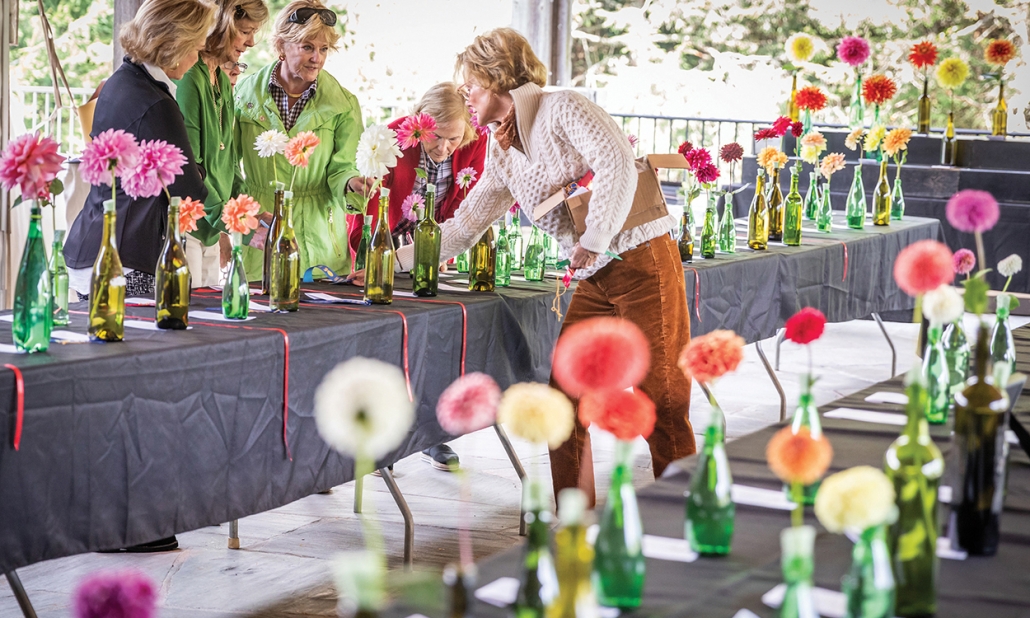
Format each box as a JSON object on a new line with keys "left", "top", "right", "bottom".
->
{"left": 421, "top": 444, "right": 459, "bottom": 472}
{"left": 99, "top": 536, "right": 179, "bottom": 553}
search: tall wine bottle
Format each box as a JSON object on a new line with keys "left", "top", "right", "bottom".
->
{"left": 509, "top": 211, "right": 524, "bottom": 270}
{"left": 922, "top": 324, "right": 951, "bottom": 424}
{"left": 941, "top": 112, "right": 957, "bottom": 166}
{"left": 365, "top": 188, "right": 395, "bottom": 304}
{"left": 222, "top": 233, "right": 249, "bottom": 319}
{"left": 917, "top": 77, "right": 931, "bottom": 135}
{"left": 816, "top": 178, "right": 833, "bottom": 233}
{"left": 943, "top": 320, "right": 970, "bottom": 396}
{"left": 413, "top": 184, "right": 441, "bottom": 297}
{"left": 495, "top": 219, "right": 511, "bottom": 287}
{"left": 718, "top": 193, "right": 736, "bottom": 254}
{"left": 155, "top": 197, "right": 191, "bottom": 329}
{"left": 845, "top": 164, "right": 867, "bottom": 230}
{"left": 685, "top": 403, "right": 734, "bottom": 554}
{"left": 269, "top": 191, "right": 300, "bottom": 312}
{"left": 783, "top": 166, "right": 803, "bottom": 246}
{"left": 989, "top": 298, "right": 1016, "bottom": 387}
{"left": 767, "top": 167, "right": 784, "bottom": 242}
{"left": 12, "top": 203, "right": 53, "bottom": 352}
{"left": 524, "top": 226, "right": 546, "bottom": 282}
{"left": 515, "top": 479, "right": 559, "bottom": 618}
{"left": 885, "top": 371, "right": 944, "bottom": 617}
{"left": 262, "top": 181, "right": 285, "bottom": 295}
{"left": 890, "top": 166, "right": 906, "bottom": 221}
{"left": 991, "top": 81, "right": 1007, "bottom": 137}
{"left": 354, "top": 214, "right": 372, "bottom": 271}
{"left": 468, "top": 227, "right": 496, "bottom": 292}
{"left": 700, "top": 191, "right": 717, "bottom": 259}
{"left": 547, "top": 489, "right": 597, "bottom": 618}
{"left": 872, "top": 159, "right": 891, "bottom": 227}
{"left": 89, "top": 199, "right": 125, "bottom": 342}
{"left": 746, "top": 169, "right": 768, "bottom": 250}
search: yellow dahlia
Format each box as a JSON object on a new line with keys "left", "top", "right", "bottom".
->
{"left": 844, "top": 128, "right": 864, "bottom": 151}
{"left": 863, "top": 125, "right": 886, "bottom": 153}
{"left": 814, "top": 466, "right": 896, "bottom": 533}
{"left": 936, "top": 57, "right": 969, "bottom": 90}
{"left": 497, "top": 383, "right": 575, "bottom": 448}
{"left": 786, "top": 33, "right": 815, "bottom": 64}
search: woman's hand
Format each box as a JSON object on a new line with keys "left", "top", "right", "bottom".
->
{"left": 569, "top": 243, "right": 600, "bottom": 269}
{"left": 347, "top": 176, "right": 375, "bottom": 195}
{"left": 348, "top": 269, "right": 365, "bottom": 287}
{"left": 219, "top": 234, "right": 232, "bottom": 269}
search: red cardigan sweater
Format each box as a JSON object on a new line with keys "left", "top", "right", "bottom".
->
{"left": 347, "top": 116, "right": 488, "bottom": 258}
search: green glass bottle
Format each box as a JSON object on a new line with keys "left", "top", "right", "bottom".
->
{"left": 783, "top": 167, "right": 803, "bottom": 247}
{"left": 952, "top": 319, "right": 1008, "bottom": 556}
{"left": 365, "top": 188, "right": 396, "bottom": 305}
{"left": 593, "top": 440, "right": 645, "bottom": 609}
{"left": 701, "top": 191, "right": 717, "bottom": 258}
{"left": 50, "top": 229, "right": 69, "bottom": 327}
{"left": 845, "top": 164, "right": 867, "bottom": 230}
{"left": 848, "top": 70, "right": 865, "bottom": 130}
{"left": 922, "top": 324, "right": 951, "bottom": 424}
{"left": 547, "top": 489, "right": 597, "bottom": 618}
{"left": 767, "top": 167, "right": 784, "bottom": 242}
{"left": 88, "top": 199, "right": 125, "bottom": 342}
{"left": 885, "top": 370, "right": 944, "bottom": 618}
{"left": 155, "top": 197, "right": 191, "bottom": 330}
{"left": 941, "top": 112, "right": 957, "bottom": 166}
{"left": 890, "top": 166, "right": 905, "bottom": 221}
{"left": 718, "top": 193, "right": 736, "bottom": 254}
{"left": 842, "top": 525, "right": 896, "bottom": 618}
{"left": 746, "top": 169, "right": 768, "bottom": 251}
{"left": 943, "top": 320, "right": 970, "bottom": 397}
{"left": 816, "top": 179, "right": 833, "bottom": 233}
{"left": 545, "top": 233, "right": 558, "bottom": 268}
{"left": 413, "top": 184, "right": 441, "bottom": 297}
{"left": 495, "top": 220, "right": 511, "bottom": 287}
{"left": 509, "top": 211, "right": 524, "bottom": 270}
{"left": 355, "top": 214, "right": 372, "bottom": 272}
{"left": 455, "top": 250, "right": 469, "bottom": 273}
{"left": 685, "top": 403, "right": 734, "bottom": 555}
{"left": 468, "top": 227, "right": 496, "bottom": 292}
{"left": 917, "top": 77, "right": 931, "bottom": 135}
{"left": 262, "top": 182, "right": 285, "bottom": 295}
{"left": 269, "top": 191, "right": 300, "bottom": 312}
{"left": 779, "top": 525, "right": 818, "bottom": 618}
{"left": 13, "top": 204, "right": 53, "bottom": 352}
{"left": 515, "top": 479, "right": 559, "bottom": 618}
{"left": 790, "top": 375, "right": 822, "bottom": 505}
{"left": 222, "top": 233, "right": 250, "bottom": 319}
{"left": 678, "top": 210, "right": 694, "bottom": 262}
{"left": 872, "top": 159, "right": 891, "bottom": 227}
{"left": 989, "top": 298, "right": 1016, "bottom": 387}
{"left": 803, "top": 171, "right": 819, "bottom": 221}
{"left": 524, "top": 227, "right": 546, "bottom": 282}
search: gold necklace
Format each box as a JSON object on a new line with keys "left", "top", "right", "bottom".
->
{"left": 209, "top": 67, "right": 225, "bottom": 151}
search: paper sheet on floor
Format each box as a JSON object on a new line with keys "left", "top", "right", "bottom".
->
{"left": 824, "top": 407, "right": 906, "bottom": 426}
{"left": 762, "top": 583, "right": 846, "bottom": 617}
{"left": 864, "top": 391, "right": 909, "bottom": 405}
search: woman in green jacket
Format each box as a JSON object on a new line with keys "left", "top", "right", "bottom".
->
{"left": 176, "top": 0, "right": 269, "bottom": 287}
{"left": 234, "top": 0, "right": 364, "bottom": 280}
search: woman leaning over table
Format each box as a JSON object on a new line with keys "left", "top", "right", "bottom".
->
{"left": 64, "top": 0, "right": 213, "bottom": 301}
{"left": 234, "top": 0, "right": 364, "bottom": 281}
{"left": 390, "top": 28, "right": 696, "bottom": 508}
{"left": 176, "top": 0, "right": 269, "bottom": 287}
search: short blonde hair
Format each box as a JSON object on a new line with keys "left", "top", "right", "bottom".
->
{"left": 120, "top": 0, "right": 217, "bottom": 70}
{"left": 272, "top": 0, "right": 341, "bottom": 57}
{"left": 203, "top": 0, "right": 270, "bottom": 63}
{"left": 412, "top": 83, "right": 478, "bottom": 149}
{"left": 456, "top": 28, "right": 548, "bottom": 94}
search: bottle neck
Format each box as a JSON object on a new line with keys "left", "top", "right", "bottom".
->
{"left": 28, "top": 206, "right": 43, "bottom": 236}
{"left": 167, "top": 203, "right": 181, "bottom": 242}
{"left": 282, "top": 198, "right": 294, "bottom": 228}
{"left": 378, "top": 196, "right": 389, "bottom": 221}
{"left": 904, "top": 381, "right": 930, "bottom": 438}
{"left": 425, "top": 192, "right": 436, "bottom": 223}
{"left": 789, "top": 168, "right": 801, "bottom": 192}
{"left": 973, "top": 320, "right": 991, "bottom": 380}
{"left": 102, "top": 205, "right": 118, "bottom": 247}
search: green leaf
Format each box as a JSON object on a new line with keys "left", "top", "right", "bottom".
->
{"left": 12, "top": 195, "right": 23, "bottom": 208}
{"left": 414, "top": 168, "right": 427, "bottom": 180}
{"left": 962, "top": 277, "right": 989, "bottom": 314}
{"left": 49, "top": 178, "right": 64, "bottom": 197}
{"left": 1009, "top": 295, "right": 1021, "bottom": 312}
{"left": 344, "top": 191, "right": 367, "bottom": 215}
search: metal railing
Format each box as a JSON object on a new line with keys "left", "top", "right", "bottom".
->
{"left": 11, "top": 85, "right": 94, "bottom": 155}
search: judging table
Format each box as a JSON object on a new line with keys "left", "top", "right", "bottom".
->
{"left": 437, "top": 324, "right": 1030, "bottom": 618}
{"left": 0, "top": 216, "right": 940, "bottom": 584}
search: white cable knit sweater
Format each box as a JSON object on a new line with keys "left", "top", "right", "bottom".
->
{"left": 395, "top": 83, "right": 675, "bottom": 280}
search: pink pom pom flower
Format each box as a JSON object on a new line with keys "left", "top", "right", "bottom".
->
{"left": 123, "top": 140, "right": 186, "bottom": 199}
{"left": 74, "top": 570, "right": 156, "bottom": 618}
{"left": 552, "top": 317, "right": 651, "bottom": 398}
{"left": 0, "top": 132, "right": 65, "bottom": 199}
{"left": 436, "top": 372, "right": 501, "bottom": 435}
{"left": 893, "top": 240, "right": 954, "bottom": 297}
{"left": 837, "top": 36, "right": 871, "bottom": 67}
{"left": 945, "top": 189, "right": 999, "bottom": 233}
{"left": 80, "top": 129, "right": 140, "bottom": 187}
{"left": 952, "top": 248, "right": 976, "bottom": 276}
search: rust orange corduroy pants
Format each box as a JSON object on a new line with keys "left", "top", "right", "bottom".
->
{"left": 548, "top": 233, "right": 696, "bottom": 507}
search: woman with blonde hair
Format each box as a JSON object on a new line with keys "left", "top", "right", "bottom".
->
{"left": 66, "top": 0, "right": 213, "bottom": 305}
{"left": 235, "top": 0, "right": 364, "bottom": 281}
{"left": 393, "top": 28, "right": 696, "bottom": 506}
{"left": 176, "top": 0, "right": 269, "bottom": 287}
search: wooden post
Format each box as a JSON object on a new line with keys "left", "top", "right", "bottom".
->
{"left": 1, "top": 0, "right": 15, "bottom": 308}
{"left": 511, "top": 0, "right": 554, "bottom": 83}
{"left": 551, "top": 0, "right": 571, "bottom": 86}
{"left": 112, "top": 0, "right": 143, "bottom": 70}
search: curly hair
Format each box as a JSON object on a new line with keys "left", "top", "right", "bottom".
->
{"left": 456, "top": 28, "right": 548, "bottom": 93}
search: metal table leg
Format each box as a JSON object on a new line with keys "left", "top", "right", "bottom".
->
{"left": 379, "top": 467, "right": 413, "bottom": 570}
{"left": 228, "top": 519, "right": 240, "bottom": 549}
{"left": 871, "top": 313, "right": 897, "bottom": 378}
{"left": 5, "top": 571, "right": 38, "bottom": 618}
{"left": 696, "top": 381, "right": 727, "bottom": 435}
{"left": 493, "top": 423, "right": 528, "bottom": 537}
{"left": 774, "top": 328, "right": 786, "bottom": 371}
{"left": 756, "top": 339, "right": 787, "bottom": 422}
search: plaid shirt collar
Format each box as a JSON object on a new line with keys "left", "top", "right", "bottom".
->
{"left": 415, "top": 146, "right": 453, "bottom": 216}
{"left": 269, "top": 61, "right": 318, "bottom": 132}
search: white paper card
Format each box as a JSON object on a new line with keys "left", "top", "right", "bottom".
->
{"left": 438, "top": 282, "right": 473, "bottom": 293}
{"left": 1007, "top": 430, "right": 1019, "bottom": 445}
{"left": 124, "top": 297, "right": 156, "bottom": 306}
{"left": 0, "top": 344, "right": 23, "bottom": 354}
{"left": 474, "top": 577, "right": 520, "bottom": 607}
{"left": 732, "top": 610, "right": 761, "bottom": 618}
{"left": 123, "top": 320, "right": 193, "bottom": 331}
{"left": 51, "top": 330, "right": 90, "bottom": 343}
{"left": 864, "top": 391, "right": 909, "bottom": 405}
{"left": 189, "top": 311, "right": 255, "bottom": 322}
{"left": 938, "top": 485, "right": 952, "bottom": 504}
{"left": 641, "top": 535, "right": 699, "bottom": 563}
{"left": 824, "top": 407, "right": 906, "bottom": 426}
{"left": 730, "top": 484, "right": 797, "bottom": 511}
{"left": 0, "top": 315, "right": 12, "bottom": 323}
{"left": 599, "top": 607, "right": 621, "bottom": 618}
{"left": 306, "top": 292, "right": 345, "bottom": 302}
{"left": 762, "top": 583, "right": 847, "bottom": 618}
{"left": 249, "top": 301, "right": 272, "bottom": 313}
{"left": 937, "top": 537, "right": 968, "bottom": 561}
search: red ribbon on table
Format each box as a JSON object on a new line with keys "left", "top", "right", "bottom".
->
{"left": 685, "top": 267, "right": 702, "bottom": 323}
{"left": 4, "top": 364, "right": 24, "bottom": 451}
{"left": 841, "top": 242, "right": 849, "bottom": 282}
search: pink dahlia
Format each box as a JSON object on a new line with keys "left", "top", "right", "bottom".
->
{"left": 74, "top": 570, "right": 156, "bottom": 618}
{"left": 396, "top": 113, "right": 438, "bottom": 150}
{"left": 178, "top": 197, "right": 206, "bottom": 234}
{"left": 221, "top": 194, "right": 261, "bottom": 235}
{"left": 80, "top": 129, "right": 140, "bottom": 186}
{"left": 401, "top": 192, "right": 424, "bottom": 222}
{"left": 684, "top": 148, "right": 712, "bottom": 171}
{"left": 754, "top": 128, "right": 779, "bottom": 141}
{"left": 952, "top": 248, "right": 976, "bottom": 276}
{"left": 695, "top": 163, "right": 720, "bottom": 185}
{"left": 285, "top": 131, "right": 320, "bottom": 168}
{"left": 772, "top": 116, "right": 792, "bottom": 137}
{"left": 837, "top": 36, "right": 871, "bottom": 67}
{"left": 436, "top": 372, "right": 501, "bottom": 435}
{"left": 678, "top": 141, "right": 694, "bottom": 156}
{"left": 552, "top": 317, "right": 651, "bottom": 398}
{"left": 123, "top": 140, "right": 186, "bottom": 199}
{"left": 945, "top": 190, "right": 999, "bottom": 233}
{"left": 0, "top": 132, "right": 65, "bottom": 199}
{"left": 893, "top": 240, "right": 954, "bottom": 297}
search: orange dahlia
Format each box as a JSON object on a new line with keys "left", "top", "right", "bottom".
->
{"left": 985, "top": 39, "right": 1017, "bottom": 66}
{"left": 908, "top": 41, "right": 938, "bottom": 70}
{"left": 767, "top": 426, "right": 833, "bottom": 486}
{"left": 862, "top": 75, "right": 897, "bottom": 106}
{"left": 794, "top": 86, "right": 828, "bottom": 111}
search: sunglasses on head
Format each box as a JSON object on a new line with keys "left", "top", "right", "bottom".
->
{"left": 233, "top": 4, "right": 246, "bottom": 19}
{"left": 287, "top": 7, "right": 337, "bottom": 26}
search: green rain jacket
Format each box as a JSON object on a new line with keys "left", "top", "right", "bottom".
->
{"left": 234, "top": 62, "right": 362, "bottom": 280}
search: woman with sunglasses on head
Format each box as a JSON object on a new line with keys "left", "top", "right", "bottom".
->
{"left": 235, "top": 0, "right": 364, "bottom": 281}
{"left": 176, "top": 0, "right": 269, "bottom": 287}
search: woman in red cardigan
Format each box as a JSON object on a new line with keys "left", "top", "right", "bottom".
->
{"left": 347, "top": 82, "right": 487, "bottom": 256}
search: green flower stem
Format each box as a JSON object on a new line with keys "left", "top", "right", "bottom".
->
{"left": 974, "top": 232, "right": 987, "bottom": 278}
{"left": 355, "top": 455, "right": 386, "bottom": 557}
{"left": 791, "top": 482, "right": 804, "bottom": 528}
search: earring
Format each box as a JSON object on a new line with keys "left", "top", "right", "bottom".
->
{"left": 279, "top": 54, "right": 285, "bottom": 60}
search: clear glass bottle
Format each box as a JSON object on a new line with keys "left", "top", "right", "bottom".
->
{"left": 547, "top": 489, "right": 597, "bottom": 618}
{"left": 509, "top": 211, "right": 524, "bottom": 270}
{"left": 545, "top": 233, "right": 558, "bottom": 268}
{"left": 354, "top": 214, "right": 372, "bottom": 272}
{"left": 746, "top": 169, "right": 768, "bottom": 251}
{"left": 783, "top": 166, "right": 803, "bottom": 246}
{"left": 845, "top": 164, "right": 867, "bottom": 230}
{"left": 468, "top": 227, "right": 496, "bottom": 292}
{"left": 413, "top": 184, "right": 441, "bottom": 297}
{"left": 990, "top": 299, "right": 1016, "bottom": 387}
{"left": 872, "top": 159, "right": 891, "bottom": 227}
{"left": 991, "top": 81, "right": 1007, "bottom": 137}
{"left": 943, "top": 320, "right": 970, "bottom": 397}
{"left": 816, "top": 178, "right": 834, "bottom": 233}
{"left": 885, "top": 371, "right": 944, "bottom": 618}
{"left": 155, "top": 197, "right": 191, "bottom": 330}
{"left": 767, "top": 167, "right": 784, "bottom": 242}
{"left": 941, "top": 112, "right": 957, "bottom": 166}
{"left": 364, "top": 188, "right": 395, "bottom": 305}
{"left": 700, "top": 191, "right": 717, "bottom": 258}
{"left": 524, "top": 227, "right": 546, "bottom": 282}
{"left": 917, "top": 77, "right": 931, "bottom": 135}
{"left": 685, "top": 403, "right": 734, "bottom": 555}
{"left": 89, "top": 199, "right": 125, "bottom": 342}
{"left": 718, "top": 193, "right": 736, "bottom": 254}
{"left": 50, "top": 229, "right": 70, "bottom": 327}
{"left": 842, "top": 525, "right": 896, "bottom": 618}
{"left": 515, "top": 479, "right": 559, "bottom": 618}
{"left": 849, "top": 71, "right": 865, "bottom": 130}
{"left": 890, "top": 166, "right": 905, "bottom": 221}
{"left": 790, "top": 375, "right": 823, "bottom": 505}
{"left": 495, "top": 219, "right": 511, "bottom": 287}
{"left": 779, "top": 525, "right": 818, "bottom": 618}
{"left": 803, "top": 172, "right": 819, "bottom": 221}
{"left": 593, "top": 440, "right": 645, "bottom": 609}
{"left": 222, "top": 232, "right": 250, "bottom": 319}
{"left": 922, "top": 324, "right": 951, "bottom": 424}
{"left": 269, "top": 191, "right": 300, "bottom": 312}
{"left": 262, "top": 182, "right": 285, "bottom": 295}
{"left": 13, "top": 203, "right": 53, "bottom": 352}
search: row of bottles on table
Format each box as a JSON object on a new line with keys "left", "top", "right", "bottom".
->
{"left": 679, "top": 190, "right": 738, "bottom": 261}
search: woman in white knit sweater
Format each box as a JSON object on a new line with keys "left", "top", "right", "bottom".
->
{"left": 394, "top": 28, "right": 696, "bottom": 506}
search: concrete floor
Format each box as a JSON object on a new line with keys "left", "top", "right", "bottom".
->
{"left": 3, "top": 315, "right": 1024, "bottom": 617}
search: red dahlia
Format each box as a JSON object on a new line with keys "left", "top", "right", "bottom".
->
{"left": 678, "top": 141, "right": 694, "bottom": 156}
{"left": 908, "top": 41, "right": 938, "bottom": 70}
{"left": 791, "top": 122, "right": 804, "bottom": 138}
{"left": 794, "top": 86, "right": 828, "bottom": 111}
{"left": 719, "top": 142, "right": 744, "bottom": 163}
{"left": 862, "top": 75, "right": 897, "bottom": 106}
{"left": 785, "top": 307, "right": 826, "bottom": 345}
{"left": 772, "top": 116, "right": 792, "bottom": 137}
{"left": 985, "top": 39, "right": 1017, "bottom": 66}
{"left": 754, "top": 128, "right": 779, "bottom": 141}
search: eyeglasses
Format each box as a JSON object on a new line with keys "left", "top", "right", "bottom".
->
{"left": 222, "top": 61, "right": 248, "bottom": 73}
{"left": 287, "top": 7, "right": 337, "bottom": 26}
